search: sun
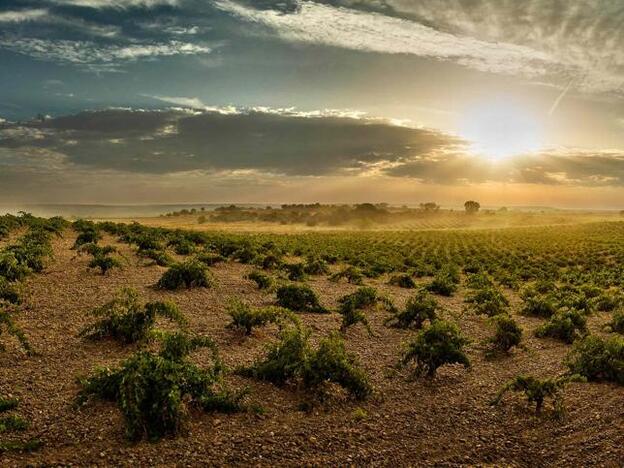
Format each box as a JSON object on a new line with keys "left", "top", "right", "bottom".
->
{"left": 458, "top": 99, "right": 543, "bottom": 160}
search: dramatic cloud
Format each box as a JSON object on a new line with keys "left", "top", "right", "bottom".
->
{"left": 2, "top": 108, "right": 624, "bottom": 189}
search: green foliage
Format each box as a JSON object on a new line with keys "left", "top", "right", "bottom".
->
{"left": 565, "top": 335, "right": 624, "bottom": 384}
{"left": 0, "top": 308, "right": 30, "bottom": 353}
{"left": 80, "top": 288, "right": 186, "bottom": 343}
{"left": 521, "top": 294, "right": 557, "bottom": 318}
{"left": 488, "top": 314, "right": 522, "bottom": 353}
{"left": 303, "top": 256, "right": 329, "bottom": 275}
{"left": 385, "top": 290, "right": 438, "bottom": 330}
{"left": 157, "top": 260, "right": 212, "bottom": 290}
{"left": 388, "top": 274, "right": 416, "bottom": 289}
{"left": 138, "top": 248, "right": 174, "bottom": 267}
{"left": 276, "top": 284, "right": 327, "bottom": 313}
{"left": 73, "top": 228, "right": 101, "bottom": 249}
{"left": 283, "top": 262, "right": 306, "bottom": 281}
{"left": 491, "top": 374, "right": 585, "bottom": 415}
{"left": 425, "top": 268, "right": 459, "bottom": 296}
{"left": 226, "top": 300, "right": 293, "bottom": 335}
{"left": 246, "top": 270, "right": 273, "bottom": 290}
{"left": 77, "top": 332, "right": 244, "bottom": 441}
{"left": 302, "top": 332, "right": 372, "bottom": 399}
{"left": 535, "top": 308, "right": 587, "bottom": 344}
{"left": 330, "top": 266, "right": 364, "bottom": 285}
{"left": 88, "top": 255, "right": 122, "bottom": 275}
{"left": 0, "top": 252, "right": 31, "bottom": 282}
{"left": 337, "top": 287, "right": 383, "bottom": 334}
{"left": 195, "top": 252, "right": 225, "bottom": 266}
{"left": 0, "top": 395, "right": 40, "bottom": 453}
{"left": 465, "top": 286, "right": 509, "bottom": 316}
{"left": 399, "top": 320, "right": 470, "bottom": 378}
{"left": 242, "top": 325, "right": 371, "bottom": 399}
{"left": 610, "top": 308, "right": 624, "bottom": 334}
{"left": 0, "top": 277, "right": 20, "bottom": 304}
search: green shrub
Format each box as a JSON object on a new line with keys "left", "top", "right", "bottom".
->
{"left": 283, "top": 263, "right": 306, "bottom": 281}
{"left": 302, "top": 332, "right": 372, "bottom": 400}
{"left": 609, "top": 309, "right": 624, "bottom": 334}
{"left": 276, "top": 284, "right": 327, "bottom": 313}
{"left": 535, "top": 309, "right": 587, "bottom": 344}
{"left": 593, "top": 290, "right": 623, "bottom": 312}
{"left": 0, "top": 415, "right": 28, "bottom": 433}
{"left": 0, "top": 397, "right": 40, "bottom": 453}
{"left": 521, "top": 294, "right": 557, "bottom": 318}
{"left": 0, "top": 253, "right": 31, "bottom": 282}
{"left": 0, "top": 308, "right": 30, "bottom": 353}
{"left": 465, "top": 286, "right": 509, "bottom": 316}
{"left": 330, "top": 266, "right": 364, "bottom": 285}
{"left": 77, "top": 332, "right": 245, "bottom": 441}
{"left": 388, "top": 274, "right": 416, "bottom": 289}
{"left": 247, "top": 270, "right": 273, "bottom": 290}
{"left": 138, "top": 249, "right": 174, "bottom": 267}
{"left": 226, "top": 300, "right": 292, "bottom": 335}
{"left": 425, "top": 271, "right": 457, "bottom": 296}
{"left": 0, "top": 277, "right": 20, "bottom": 305}
{"left": 157, "top": 260, "right": 212, "bottom": 290}
{"left": 385, "top": 290, "right": 438, "bottom": 329}
{"left": 195, "top": 252, "right": 225, "bottom": 266}
{"left": 565, "top": 335, "right": 624, "bottom": 384}
{"left": 491, "top": 374, "right": 585, "bottom": 415}
{"left": 242, "top": 325, "right": 370, "bottom": 399}
{"left": 337, "top": 287, "right": 382, "bottom": 334}
{"left": 73, "top": 229, "right": 101, "bottom": 249}
{"left": 398, "top": 320, "right": 470, "bottom": 378}
{"left": 88, "top": 255, "right": 122, "bottom": 275}
{"left": 488, "top": 314, "right": 522, "bottom": 353}
{"left": 80, "top": 288, "right": 186, "bottom": 343}
{"left": 303, "top": 256, "right": 329, "bottom": 275}
{"left": 78, "top": 243, "right": 117, "bottom": 257}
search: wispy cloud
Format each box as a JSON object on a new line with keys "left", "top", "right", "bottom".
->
{"left": 216, "top": 0, "right": 624, "bottom": 94}
{"left": 0, "top": 38, "right": 212, "bottom": 71}
{"left": 0, "top": 9, "right": 48, "bottom": 22}
{"left": 51, "top": 0, "right": 179, "bottom": 9}
{"left": 215, "top": 1, "right": 554, "bottom": 78}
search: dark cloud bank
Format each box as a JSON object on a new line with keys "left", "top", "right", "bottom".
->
{"left": 1, "top": 108, "right": 624, "bottom": 189}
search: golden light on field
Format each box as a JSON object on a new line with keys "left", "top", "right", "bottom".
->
{"left": 458, "top": 99, "right": 543, "bottom": 160}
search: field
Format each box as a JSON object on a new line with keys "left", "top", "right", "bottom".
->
{"left": 0, "top": 213, "right": 623, "bottom": 466}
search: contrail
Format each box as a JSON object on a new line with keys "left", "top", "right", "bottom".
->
{"left": 548, "top": 79, "right": 574, "bottom": 116}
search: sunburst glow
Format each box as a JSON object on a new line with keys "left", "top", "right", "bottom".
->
{"left": 459, "top": 100, "right": 543, "bottom": 160}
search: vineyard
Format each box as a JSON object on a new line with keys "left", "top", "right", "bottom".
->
{"left": 0, "top": 213, "right": 623, "bottom": 465}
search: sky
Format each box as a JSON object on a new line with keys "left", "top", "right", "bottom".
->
{"left": 1, "top": 0, "right": 624, "bottom": 208}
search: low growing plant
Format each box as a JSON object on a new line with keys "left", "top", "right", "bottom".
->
{"left": 385, "top": 290, "right": 438, "bottom": 330}
{"left": 226, "top": 300, "right": 293, "bottom": 335}
{"left": 388, "top": 274, "right": 416, "bottom": 289}
{"left": 491, "top": 374, "right": 585, "bottom": 415}
{"left": 80, "top": 288, "right": 186, "bottom": 343}
{"left": 565, "top": 335, "right": 624, "bottom": 384}
{"left": 535, "top": 308, "right": 587, "bottom": 344}
{"left": 276, "top": 284, "right": 328, "bottom": 313}
{"left": 246, "top": 270, "right": 273, "bottom": 290}
{"left": 77, "top": 332, "right": 246, "bottom": 441}
{"left": 157, "top": 260, "right": 212, "bottom": 290}
{"left": 398, "top": 320, "right": 470, "bottom": 378}
{"left": 488, "top": 314, "right": 522, "bottom": 354}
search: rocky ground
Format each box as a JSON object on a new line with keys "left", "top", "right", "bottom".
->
{"left": 1, "top": 231, "right": 623, "bottom": 466}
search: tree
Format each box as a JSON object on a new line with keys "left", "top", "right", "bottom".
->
{"left": 420, "top": 202, "right": 440, "bottom": 212}
{"left": 464, "top": 200, "right": 480, "bottom": 214}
